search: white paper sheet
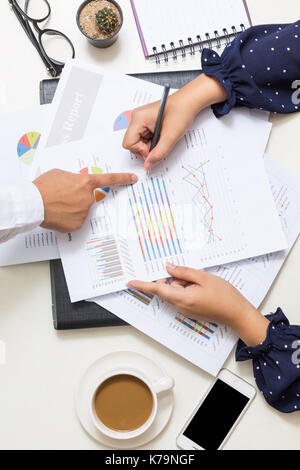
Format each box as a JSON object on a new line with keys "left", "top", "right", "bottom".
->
{"left": 94, "top": 155, "right": 300, "bottom": 376}
{"left": 34, "top": 61, "right": 286, "bottom": 301}
{"left": 0, "top": 106, "right": 59, "bottom": 266}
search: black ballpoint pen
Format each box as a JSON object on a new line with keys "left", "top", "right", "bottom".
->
{"left": 150, "top": 85, "right": 170, "bottom": 152}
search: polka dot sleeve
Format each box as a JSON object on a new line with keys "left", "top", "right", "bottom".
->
{"left": 236, "top": 308, "right": 300, "bottom": 413}
{"left": 201, "top": 20, "right": 300, "bottom": 118}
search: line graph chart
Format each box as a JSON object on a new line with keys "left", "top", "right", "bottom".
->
{"left": 182, "top": 161, "right": 222, "bottom": 244}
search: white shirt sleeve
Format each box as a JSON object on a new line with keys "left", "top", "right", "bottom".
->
{"left": 0, "top": 181, "right": 44, "bottom": 244}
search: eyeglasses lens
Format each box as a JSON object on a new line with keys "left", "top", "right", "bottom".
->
{"left": 15, "top": 0, "right": 50, "bottom": 21}
{"left": 40, "top": 31, "right": 74, "bottom": 63}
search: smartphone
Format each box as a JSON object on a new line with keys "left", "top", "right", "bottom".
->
{"left": 176, "top": 369, "right": 256, "bottom": 450}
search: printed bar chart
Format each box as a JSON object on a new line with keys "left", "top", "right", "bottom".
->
{"left": 86, "top": 235, "right": 123, "bottom": 281}
{"left": 128, "top": 176, "right": 183, "bottom": 269}
{"left": 125, "top": 288, "right": 154, "bottom": 305}
{"left": 175, "top": 313, "right": 219, "bottom": 341}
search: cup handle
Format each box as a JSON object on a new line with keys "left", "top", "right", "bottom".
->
{"left": 152, "top": 376, "right": 175, "bottom": 394}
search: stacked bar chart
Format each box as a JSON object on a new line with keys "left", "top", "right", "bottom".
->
{"left": 125, "top": 288, "right": 153, "bottom": 306}
{"left": 86, "top": 235, "right": 123, "bottom": 282}
{"left": 128, "top": 177, "right": 183, "bottom": 271}
{"left": 175, "top": 313, "right": 219, "bottom": 341}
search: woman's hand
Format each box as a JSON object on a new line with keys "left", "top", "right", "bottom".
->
{"left": 123, "top": 74, "right": 228, "bottom": 171}
{"left": 34, "top": 169, "right": 138, "bottom": 233}
{"left": 128, "top": 263, "right": 269, "bottom": 347}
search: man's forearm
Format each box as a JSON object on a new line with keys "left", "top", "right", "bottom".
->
{"left": 0, "top": 181, "right": 44, "bottom": 244}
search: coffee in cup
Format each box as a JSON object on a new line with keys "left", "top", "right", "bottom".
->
{"left": 94, "top": 374, "right": 153, "bottom": 432}
{"left": 90, "top": 369, "right": 174, "bottom": 440}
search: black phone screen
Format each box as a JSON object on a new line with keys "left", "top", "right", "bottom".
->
{"left": 183, "top": 379, "right": 250, "bottom": 450}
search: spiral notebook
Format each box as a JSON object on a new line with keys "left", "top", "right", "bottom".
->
{"left": 130, "top": 0, "right": 252, "bottom": 63}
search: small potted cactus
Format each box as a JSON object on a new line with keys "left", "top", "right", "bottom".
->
{"left": 77, "top": 0, "right": 123, "bottom": 48}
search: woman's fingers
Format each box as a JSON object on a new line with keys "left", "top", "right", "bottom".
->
{"left": 123, "top": 105, "right": 159, "bottom": 159}
{"left": 170, "top": 279, "right": 189, "bottom": 287}
{"left": 123, "top": 133, "right": 150, "bottom": 160}
{"left": 144, "top": 135, "right": 176, "bottom": 170}
{"left": 127, "top": 279, "right": 182, "bottom": 305}
{"left": 166, "top": 263, "right": 206, "bottom": 284}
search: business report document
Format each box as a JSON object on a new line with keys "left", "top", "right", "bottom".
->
{"left": 0, "top": 106, "right": 59, "bottom": 266}
{"left": 95, "top": 155, "right": 300, "bottom": 376}
{"left": 35, "top": 60, "right": 287, "bottom": 302}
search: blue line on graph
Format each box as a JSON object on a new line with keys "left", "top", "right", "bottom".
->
{"left": 146, "top": 182, "right": 167, "bottom": 257}
{"left": 139, "top": 194, "right": 157, "bottom": 260}
{"left": 156, "top": 177, "right": 177, "bottom": 255}
{"left": 141, "top": 182, "right": 162, "bottom": 259}
{"left": 162, "top": 179, "right": 183, "bottom": 254}
{"left": 129, "top": 197, "right": 146, "bottom": 262}
{"left": 150, "top": 178, "right": 172, "bottom": 256}
{"left": 131, "top": 186, "right": 152, "bottom": 262}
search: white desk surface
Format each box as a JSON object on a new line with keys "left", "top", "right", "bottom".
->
{"left": 0, "top": 0, "right": 300, "bottom": 450}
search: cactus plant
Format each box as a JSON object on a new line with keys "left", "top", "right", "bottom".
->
{"left": 96, "top": 7, "right": 118, "bottom": 35}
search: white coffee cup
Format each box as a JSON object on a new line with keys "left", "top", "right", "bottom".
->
{"left": 90, "top": 368, "right": 174, "bottom": 440}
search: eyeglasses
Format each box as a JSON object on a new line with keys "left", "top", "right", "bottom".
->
{"left": 9, "top": 0, "right": 75, "bottom": 77}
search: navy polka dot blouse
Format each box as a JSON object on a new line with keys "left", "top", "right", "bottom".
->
{"left": 202, "top": 21, "right": 300, "bottom": 413}
{"left": 202, "top": 20, "right": 300, "bottom": 118}
{"left": 236, "top": 309, "right": 300, "bottom": 413}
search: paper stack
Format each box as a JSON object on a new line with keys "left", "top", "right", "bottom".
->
{"left": 1, "top": 60, "right": 300, "bottom": 375}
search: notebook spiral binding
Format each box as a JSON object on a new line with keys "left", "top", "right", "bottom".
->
{"left": 152, "top": 24, "right": 245, "bottom": 64}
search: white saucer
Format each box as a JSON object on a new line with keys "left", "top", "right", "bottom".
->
{"left": 75, "top": 350, "right": 174, "bottom": 449}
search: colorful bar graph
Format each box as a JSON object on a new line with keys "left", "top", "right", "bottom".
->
{"left": 146, "top": 181, "right": 166, "bottom": 257}
{"left": 162, "top": 179, "right": 183, "bottom": 254}
{"left": 139, "top": 190, "right": 156, "bottom": 260}
{"left": 128, "top": 177, "right": 183, "bottom": 265}
{"left": 125, "top": 288, "right": 153, "bottom": 305}
{"left": 175, "top": 314, "right": 219, "bottom": 341}
{"left": 150, "top": 178, "right": 172, "bottom": 256}
{"left": 86, "top": 235, "right": 123, "bottom": 281}
{"left": 130, "top": 185, "right": 151, "bottom": 261}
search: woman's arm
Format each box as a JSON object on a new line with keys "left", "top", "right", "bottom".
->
{"left": 123, "top": 74, "right": 227, "bottom": 171}
{"left": 128, "top": 264, "right": 300, "bottom": 414}
{"left": 128, "top": 263, "right": 269, "bottom": 346}
{"left": 123, "top": 20, "right": 300, "bottom": 170}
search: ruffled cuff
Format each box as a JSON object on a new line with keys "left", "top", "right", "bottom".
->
{"left": 236, "top": 308, "right": 300, "bottom": 413}
{"left": 201, "top": 42, "right": 266, "bottom": 118}
{"left": 202, "top": 48, "right": 236, "bottom": 117}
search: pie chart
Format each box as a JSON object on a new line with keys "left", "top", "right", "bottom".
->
{"left": 17, "top": 131, "right": 41, "bottom": 166}
{"left": 94, "top": 186, "right": 110, "bottom": 203}
{"left": 80, "top": 166, "right": 111, "bottom": 202}
{"left": 113, "top": 110, "right": 132, "bottom": 131}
